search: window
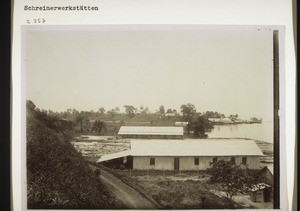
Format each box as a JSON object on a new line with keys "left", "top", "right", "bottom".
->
{"left": 194, "top": 157, "right": 199, "bottom": 165}
{"left": 150, "top": 158, "right": 155, "bottom": 165}
{"left": 231, "top": 157, "right": 235, "bottom": 164}
{"left": 213, "top": 157, "right": 218, "bottom": 163}
{"left": 242, "top": 157, "right": 247, "bottom": 165}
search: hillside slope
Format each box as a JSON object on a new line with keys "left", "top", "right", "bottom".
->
{"left": 26, "top": 105, "right": 118, "bottom": 209}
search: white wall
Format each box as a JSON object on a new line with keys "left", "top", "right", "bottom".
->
{"left": 133, "top": 156, "right": 261, "bottom": 170}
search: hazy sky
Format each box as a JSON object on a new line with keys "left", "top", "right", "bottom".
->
{"left": 25, "top": 26, "right": 273, "bottom": 120}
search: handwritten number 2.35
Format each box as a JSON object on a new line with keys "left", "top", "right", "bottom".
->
{"left": 26, "top": 18, "right": 46, "bottom": 24}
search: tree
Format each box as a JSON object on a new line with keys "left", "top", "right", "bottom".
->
{"left": 139, "top": 105, "right": 144, "bottom": 114}
{"left": 98, "top": 107, "right": 105, "bottom": 115}
{"left": 180, "top": 103, "right": 196, "bottom": 120}
{"left": 229, "top": 114, "right": 238, "bottom": 121}
{"left": 48, "top": 109, "right": 54, "bottom": 116}
{"left": 92, "top": 120, "right": 106, "bottom": 134}
{"left": 107, "top": 107, "right": 119, "bottom": 117}
{"left": 124, "top": 105, "right": 136, "bottom": 117}
{"left": 26, "top": 100, "right": 36, "bottom": 111}
{"left": 203, "top": 111, "right": 225, "bottom": 118}
{"left": 140, "top": 107, "right": 150, "bottom": 114}
{"left": 186, "top": 116, "right": 213, "bottom": 138}
{"left": 114, "top": 107, "right": 120, "bottom": 114}
{"left": 75, "top": 114, "right": 85, "bottom": 132}
{"left": 165, "top": 108, "right": 178, "bottom": 117}
{"left": 41, "top": 109, "right": 48, "bottom": 114}
{"left": 207, "top": 160, "right": 260, "bottom": 206}
{"left": 159, "top": 105, "right": 165, "bottom": 115}
{"left": 107, "top": 109, "right": 116, "bottom": 118}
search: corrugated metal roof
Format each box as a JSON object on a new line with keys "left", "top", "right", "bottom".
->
{"left": 175, "top": 122, "right": 189, "bottom": 126}
{"left": 250, "top": 183, "right": 271, "bottom": 191}
{"left": 261, "top": 164, "right": 274, "bottom": 175}
{"left": 130, "top": 139, "right": 264, "bottom": 156}
{"left": 97, "top": 150, "right": 131, "bottom": 162}
{"left": 118, "top": 126, "right": 184, "bottom": 136}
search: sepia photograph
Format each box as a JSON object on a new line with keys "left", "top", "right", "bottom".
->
{"left": 23, "top": 25, "right": 279, "bottom": 209}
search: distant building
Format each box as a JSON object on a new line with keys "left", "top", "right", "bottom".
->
{"left": 208, "top": 118, "right": 222, "bottom": 123}
{"left": 250, "top": 183, "right": 272, "bottom": 203}
{"left": 165, "top": 113, "right": 177, "bottom": 117}
{"left": 97, "top": 139, "right": 264, "bottom": 170}
{"left": 233, "top": 118, "right": 244, "bottom": 124}
{"left": 219, "top": 117, "right": 233, "bottom": 124}
{"left": 174, "top": 121, "right": 189, "bottom": 126}
{"left": 208, "top": 117, "right": 233, "bottom": 124}
{"left": 118, "top": 126, "right": 184, "bottom": 139}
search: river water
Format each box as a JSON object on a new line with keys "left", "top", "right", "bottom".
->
{"left": 207, "top": 121, "right": 273, "bottom": 143}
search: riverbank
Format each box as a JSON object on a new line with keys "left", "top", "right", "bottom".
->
{"left": 253, "top": 140, "right": 274, "bottom": 166}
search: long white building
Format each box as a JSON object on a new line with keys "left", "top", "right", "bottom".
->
{"left": 97, "top": 139, "right": 264, "bottom": 170}
{"left": 118, "top": 126, "right": 184, "bottom": 139}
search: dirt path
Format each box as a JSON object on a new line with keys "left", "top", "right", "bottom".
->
{"left": 99, "top": 169, "right": 157, "bottom": 209}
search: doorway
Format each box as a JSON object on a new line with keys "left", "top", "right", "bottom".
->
{"left": 264, "top": 188, "right": 271, "bottom": 202}
{"left": 174, "top": 157, "right": 179, "bottom": 171}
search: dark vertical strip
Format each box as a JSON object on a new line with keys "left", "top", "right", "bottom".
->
{"left": 0, "top": 0, "right": 11, "bottom": 210}
{"left": 273, "top": 30, "right": 280, "bottom": 209}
